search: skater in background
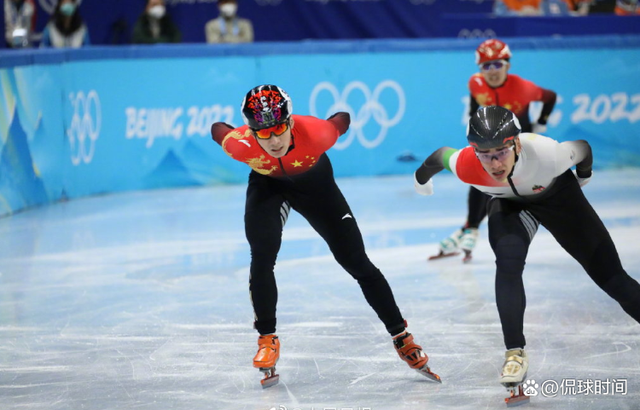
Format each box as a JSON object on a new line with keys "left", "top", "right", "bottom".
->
{"left": 210, "top": 84, "right": 440, "bottom": 387}
{"left": 414, "top": 105, "right": 640, "bottom": 404}
{"left": 433, "top": 38, "right": 557, "bottom": 263}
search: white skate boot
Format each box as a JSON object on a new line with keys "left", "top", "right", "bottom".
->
{"left": 460, "top": 228, "right": 478, "bottom": 263}
{"left": 429, "top": 229, "right": 463, "bottom": 260}
{"left": 500, "top": 349, "right": 529, "bottom": 407}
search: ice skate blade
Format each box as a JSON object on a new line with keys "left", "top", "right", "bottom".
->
{"left": 505, "top": 394, "right": 529, "bottom": 407}
{"left": 259, "top": 367, "right": 279, "bottom": 389}
{"left": 504, "top": 384, "right": 529, "bottom": 407}
{"left": 462, "top": 250, "right": 472, "bottom": 264}
{"left": 416, "top": 366, "right": 442, "bottom": 383}
{"left": 260, "top": 374, "right": 279, "bottom": 388}
{"left": 428, "top": 251, "right": 460, "bottom": 261}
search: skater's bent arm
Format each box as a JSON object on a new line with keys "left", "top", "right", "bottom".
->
{"left": 469, "top": 96, "right": 480, "bottom": 117}
{"left": 537, "top": 88, "right": 557, "bottom": 125}
{"left": 211, "top": 122, "right": 235, "bottom": 145}
{"left": 326, "top": 112, "right": 351, "bottom": 136}
{"left": 415, "top": 147, "right": 455, "bottom": 184}
{"left": 561, "top": 140, "right": 593, "bottom": 177}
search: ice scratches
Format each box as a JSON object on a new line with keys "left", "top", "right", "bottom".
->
{"left": 169, "top": 323, "right": 247, "bottom": 330}
{"left": 350, "top": 372, "right": 376, "bottom": 385}
{"left": 286, "top": 321, "right": 342, "bottom": 328}
{"left": 587, "top": 341, "right": 632, "bottom": 358}
{"left": 0, "top": 381, "right": 76, "bottom": 389}
{"left": 313, "top": 357, "right": 321, "bottom": 378}
{"left": 0, "top": 326, "right": 42, "bottom": 332}
{"left": 282, "top": 216, "right": 465, "bottom": 241}
{"left": 282, "top": 380, "right": 300, "bottom": 409}
{"left": 230, "top": 372, "right": 246, "bottom": 393}
{"left": 0, "top": 365, "right": 70, "bottom": 373}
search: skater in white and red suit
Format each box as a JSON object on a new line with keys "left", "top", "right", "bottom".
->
{"left": 414, "top": 105, "right": 640, "bottom": 391}
{"left": 211, "top": 84, "right": 440, "bottom": 387}
{"left": 434, "top": 38, "right": 557, "bottom": 262}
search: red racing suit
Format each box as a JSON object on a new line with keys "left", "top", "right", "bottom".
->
{"left": 211, "top": 113, "right": 407, "bottom": 337}
{"left": 469, "top": 73, "right": 556, "bottom": 132}
{"left": 212, "top": 114, "right": 348, "bottom": 178}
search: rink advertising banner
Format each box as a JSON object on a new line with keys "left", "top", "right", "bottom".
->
{"left": 0, "top": 36, "right": 639, "bottom": 216}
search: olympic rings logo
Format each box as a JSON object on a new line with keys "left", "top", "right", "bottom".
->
{"left": 39, "top": 0, "right": 83, "bottom": 14}
{"left": 309, "top": 81, "right": 405, "bottom": 150}
{"left": 67, "top": 90, "right": 101, "bottom": 165}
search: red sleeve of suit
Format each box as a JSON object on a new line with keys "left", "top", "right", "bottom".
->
{"left": 210, "top": 113, "right": 350, "bottom": 177}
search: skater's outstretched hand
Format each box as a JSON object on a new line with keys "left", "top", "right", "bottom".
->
{"left": 572, "top": 169, "right": 593, "bottom": 187}
{"left": 414, "top": 173, "right": 434, "bottom": 196}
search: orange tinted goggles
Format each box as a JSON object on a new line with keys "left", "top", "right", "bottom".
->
{"left": 253, "top": 122, "right": 288, "bottom": 139}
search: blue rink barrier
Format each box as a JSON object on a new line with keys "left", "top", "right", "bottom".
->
{"left": 1, "top": 35, "right": 639, "bottom": 217}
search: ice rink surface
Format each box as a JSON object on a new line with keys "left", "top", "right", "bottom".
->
{"left": 1, "top": 169, "right": 639, "bottom": 410}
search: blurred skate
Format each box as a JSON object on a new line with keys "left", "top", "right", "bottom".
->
{"left": 393, "top": 331, "right": 442, "bottom": 383}
{"left": 429, "top": 228, "right": 463, "bottom": 261}
{"left": 253, "top": 334, "right": 280, "bottom": 388}
{"left": 500, "top": 349, "right": 529, "bottom": 407}
{"left": 428, "top": 250, "right": 460, "bottom": 261}
{"left": 460, "top": 228, "right": 478, "bottom": 264}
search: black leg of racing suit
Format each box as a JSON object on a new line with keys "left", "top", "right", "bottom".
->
{"left": 246, "top": 154, "right": 406, "bottom": 336}
{"left": 465, "top": 186, "right": 490, "bottom": 229}
{"left": 488, "top": 170, "right": 640, "bottom": 350}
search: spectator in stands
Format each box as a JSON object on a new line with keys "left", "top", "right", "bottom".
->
{"left": 495, "top": 0, "right": 596, "bottom": 16}
{"left": 615, "top": 0, "right": 640, "bottom": 14}
{"left": 541, "top": 0, "right": 591, "bottom": 14}
{"left": 40, "top": 0, "right": 90, "bottom": 48}
{"left": 132, "top": 0, "right": 181, "bottom": 44}
{"left": 205, "top": 0, "right": 254, "bottom": 43}
{"left": 563, "top": 0, "right": 593, "bottom": 14}
{"left": 4, "top": 0, "right": 36, "bottom": 48}
{"left": 493, "top": 0, "right": 543, "bottom": 15}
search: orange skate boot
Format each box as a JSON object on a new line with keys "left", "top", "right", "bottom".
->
{"left": 393, "top": 331, "right": 441, "bottom": 383}
{"left": 253, "top": 334, "right": 280, "bottom": 388}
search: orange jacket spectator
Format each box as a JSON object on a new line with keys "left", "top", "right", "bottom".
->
{"left": 494, "top": 0, "right": 543, "bottom": 15}
{"left": 615, "top": 0, "right": 640, "bottom": 14}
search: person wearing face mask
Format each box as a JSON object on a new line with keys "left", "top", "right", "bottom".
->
{"left": 132, "top": 0, "right": 181, "bottom": 44}
{"left": 4, "top": 0, "right": 36, "bottom": 48}
{"left": 205, "top": 0, "right": 254, "bottom": 44}
{"left": 40, "top": 0, "right": 90, "bottom": 48}
{"left": 430, "top": 38, "right": 557, "bottom": 263}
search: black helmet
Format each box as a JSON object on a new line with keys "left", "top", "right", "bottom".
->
{"left": 241, "top": 84, "right": 293, "bottom": 130}
{"left": 467, "top": 106, "right": 521, "bottom": 149}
